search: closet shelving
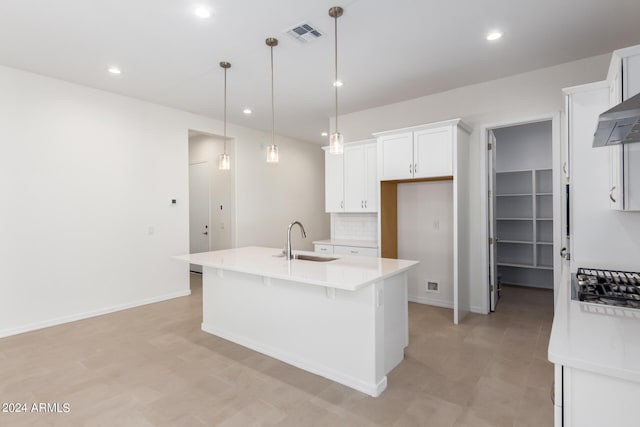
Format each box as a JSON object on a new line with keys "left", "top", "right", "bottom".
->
{"left": 496, "top": 168, "right": 553, "bottom": 287}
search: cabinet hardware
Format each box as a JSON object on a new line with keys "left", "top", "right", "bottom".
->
{"left": 609, "top": 186, "right": 617, "bottom": 203}
{"left": 560, "top": 247, "right": 567, "bottom": 259}
{"left": 414, "top": 163, "right": 417, "bottom": 173}
{"left": 562, "top": 162, "right": 568, "bottom": 175}
{"left": 409, "top": 164, "right": 413, "bottom": 174}
{"left": 340, "top": 201, "right": 344, "bottom": 209}
{"left": 364, "top": 200, "right": 367, "bottom": 208}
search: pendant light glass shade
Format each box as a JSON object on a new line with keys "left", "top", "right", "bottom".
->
{"left": 329, "top": 131, "right": 343, "bottom": 154}
{"left": 218, "top": 153, "right": 230, "bottom": 170}
{"left": 266, "top": 144, "right": 279, "bottom": 163}
{"left": 329, "top": 6, "right": 344, "bottom": 155}
{"left": 219, "top": 61, "right": 231, "bottom": 170}
{"left": 266, "top": 37, "right": 279, "bottom": 164}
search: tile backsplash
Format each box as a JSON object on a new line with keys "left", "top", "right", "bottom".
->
{"left": 331, "top": 213, "right": 378, "bottom": 241}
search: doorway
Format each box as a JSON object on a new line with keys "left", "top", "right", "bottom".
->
{"left": 485, "top": 117, "right": 561, "bottom": 312}
{"left": 188, "top": 130, "right": 235, "bottom": 276}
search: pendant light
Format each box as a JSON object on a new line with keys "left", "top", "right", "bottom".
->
{"left": 266, "top": 37, "right": 279, "bottom": 163}
{"left": 218, "top": 61, "right": 231, "bottom": 170}
{"left": 329, "top": 6, "right": 344, "bottom": 155}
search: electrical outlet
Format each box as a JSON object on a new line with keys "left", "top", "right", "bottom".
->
{"left": 426, "top": 281, "right": 439, "bottom": 293}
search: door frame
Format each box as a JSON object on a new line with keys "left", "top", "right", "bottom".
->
{"left": 187, "top": 129, "right": 238, "bottom": 251}
{"left": 479, "top": 112, "right": 562, "bottom": 314}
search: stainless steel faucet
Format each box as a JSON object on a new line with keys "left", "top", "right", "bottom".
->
{"left": 286, "top": 221, "right": 307, "bottom": 260}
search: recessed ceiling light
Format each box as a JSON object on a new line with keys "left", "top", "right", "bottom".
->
{"left": 243, "top": 108, "right": 252, "bottom": 115}
{"left": 108, "top": 67, "right": 122, "bottom": 75}
{"left": 333, "top": 80, "right": 343, "bottom": 87}
{"left": 194, "top": 7, "right": 211, "bottom": 18}
{"left": 321, "top": 132, "right": 328, "bottom": 137}
{"left": 486, "top": 31, "right": 503, "bottom": 41}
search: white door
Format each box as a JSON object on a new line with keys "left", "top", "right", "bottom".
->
{"left": 189, "top": 162, "right": 210, "bottom": 273}
{"left": 488, "top": 131, "right": 499, "bottom": 311}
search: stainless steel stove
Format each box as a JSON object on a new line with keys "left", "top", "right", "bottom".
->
{"left": 575, "top": 268, "right": 640, "bottom": 308}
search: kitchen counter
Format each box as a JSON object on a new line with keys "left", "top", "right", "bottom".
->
{"left": 548, "top": 266, "right": 640, "bottom": 382}
{"left": 548, "top": 264, "right": 640, "bottom": 426}
{"left": 174, "top": 246, "right": 414, "bottom": 291}
{"left": 312, "top": 239, "right": 378, "bottom": 249}
{"left": 174, "top": 246, "right": 419, "bottom": 397}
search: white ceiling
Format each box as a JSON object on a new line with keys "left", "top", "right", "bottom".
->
{"left": 1, "top": 0, "right": 640, "bottom": 144}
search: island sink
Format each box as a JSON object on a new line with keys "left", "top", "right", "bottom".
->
{"left": 293, "top": 254, "right": 338, "bottom": 262}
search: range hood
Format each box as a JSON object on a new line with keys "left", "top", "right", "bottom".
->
{"left": 593, "top": 92, "right": 640, "bottom": 147}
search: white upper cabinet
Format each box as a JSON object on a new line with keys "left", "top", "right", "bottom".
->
{"left": 375, "top": 120, "right": 467, "bottom": 181}
{"left": 324, "top": 148, "right": 344, "bottom": 213}
{"left": 378, "top": 132, "right": 413, "bottom": 180}
{"left": 414, "top": 127, "right": 453, "bottom": 178}
{"left": 324, "top": 140, "right": 377, "bottom": 213}
{"left": 607, "top": 45, "right": 640, "bottom": 211}
{"left": 344, "top": 142, "right": 377, "bottom": 212}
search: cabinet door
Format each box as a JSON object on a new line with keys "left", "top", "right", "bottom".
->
{"left": 344, "top": 145, "right": 366, "bottom": 212}
{"left": 378, "top": 132, "right": 414, "bottom": 180}
{"left": 414, "top": 126, "right": 453, "bottom": 178}
{"left": 622, "top": 54, "right": 640, "bottom": 99}
{"left": 325, "top": 150, "right": 344, "bottom": 212}
{"left": 314, "top": 244, "right": 334, "bottom": 255}
{"left": 610, "top": 146, "right": 623, "bottom": 210}
{"left": 363, "top": 143, "right": 378, "bottom": 212}
{"left": 333, "top": 245, "right": 378, "bottom": 257}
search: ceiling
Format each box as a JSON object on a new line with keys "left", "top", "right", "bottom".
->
{"left": 2, "top": 0, "right": 640, "bottom": 144}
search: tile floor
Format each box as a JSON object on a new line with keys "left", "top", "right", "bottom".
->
{"left": 0, "top": 276, "right": 554, "bottom": 426}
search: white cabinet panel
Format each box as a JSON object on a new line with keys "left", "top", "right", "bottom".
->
{"left": 343, "top": 142, "right": 378, "bottom": 212}
{"left": 314, "top": 244, "right": 334, "bottom": 254}
{"left": 414, "top": 127, "right": 453, "bottom": 178}
{"left": 379, "top": 132, "right": 413, "bottom": 180}
{"left": 344, "top": 145, "right": 365, "bottom": 212}
{"left": 333, "top": 245, "right": 378, "bottom": 257}
{"left": 364, "top": 143, "right": 378, "bottom": 212}
{"left": 324, "top": 150, "right": 344, "bottom": 212}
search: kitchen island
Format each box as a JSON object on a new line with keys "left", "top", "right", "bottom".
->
{"left": 174, "top": 246, "right": 418, "bottom": 396}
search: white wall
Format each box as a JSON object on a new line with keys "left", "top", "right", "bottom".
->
{"left": 494, "top": 121, "right": 552, "bottom": 172}
{"left": 398, "top": 181, "right": 454, "bottom": 308}
{"left": 335, "top": 54, "right": 610, "bottom": 313}
{"left": 0, "top": 65, "right": 328, "bottom": 337}
{"left": 188, "top": 134, "right": 234, "bottom": 251}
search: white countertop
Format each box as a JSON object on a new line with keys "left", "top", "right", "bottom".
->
{"left": 548, "top": 264, "right": 640, "bottom": 382}
{"left": 174, "top": 246, "right": 418, "bottom": 292}
{"left": 312, "top": 239, "right": 378, "bottom": 249}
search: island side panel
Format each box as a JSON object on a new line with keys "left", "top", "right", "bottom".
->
{"left": 201, "top": 267, "right": 387, "bottom": 396}
{"left": 382, "top": 272, "right": 409, "bottom": 374}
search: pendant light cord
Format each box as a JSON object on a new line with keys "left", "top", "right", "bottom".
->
{"left": 334, "top": 13, "right": 339, "bottom": 133}
{"left": 224, "top": 67, "right": 227, "bottom": 154}
{"left": 271, "top": 45, "right": 275, "bottom": 147}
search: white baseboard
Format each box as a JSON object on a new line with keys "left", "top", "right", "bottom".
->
{"left": 408, "top": 295, "right": 454, "bottom": 309}
{"left": 202, "top": 323, "right": 387, "bottom": 397}
{"left": 470, "top": 305, "right": 486, "bottom": 314}
{"left": 408, "top": 297, "right": 486, "bottom": 315}
{"left": 0, "top": 289, "right": 191, "bottom": 339}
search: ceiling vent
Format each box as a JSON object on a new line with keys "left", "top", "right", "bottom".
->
{"left": 284, "top": 22, "right": 324, "bottom": 43}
